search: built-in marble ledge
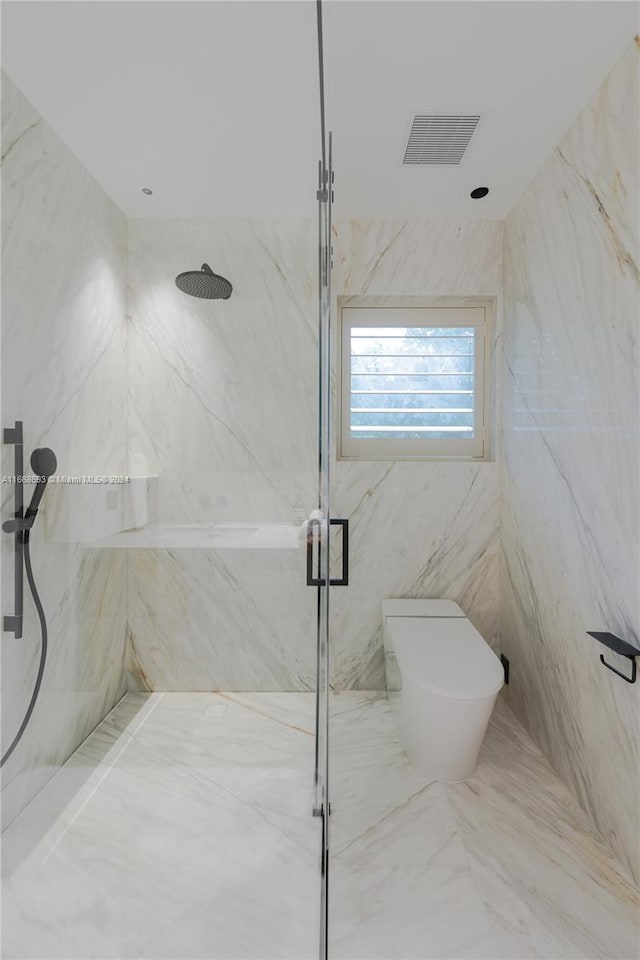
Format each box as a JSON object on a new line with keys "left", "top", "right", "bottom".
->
{"left": 44, "top": 475, "right": 158, "bottom": 543}
{"left": 83, "top": 521, "right": 305, "bottom": 550}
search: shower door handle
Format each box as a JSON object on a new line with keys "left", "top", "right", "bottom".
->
{"left": 306, "top": 517, "right": 349, "bottom": 587}
{"left": 328, "top": 518, "right": 349, "bottom": 586}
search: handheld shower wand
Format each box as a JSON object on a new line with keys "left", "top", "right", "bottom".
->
{"left": 2, "top": 447, "right": 58, "bottom": 535}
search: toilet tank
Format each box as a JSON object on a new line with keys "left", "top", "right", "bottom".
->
{"left": 382, "top": 599, "right": 465, "bottom": 620}
{"left": 382, "top": 600, "right": 464, "bottom": 676}
{"left": 382, "top": 599, "right": 465, "bottom": 713}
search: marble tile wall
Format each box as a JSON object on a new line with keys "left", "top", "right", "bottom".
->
{"left": 126, "top": 218, "right": 502, "bottom": 690}
{"left": 126, "top": 220, "right": 320, "bottom": 691}
{"left": 501, "top": 39, "right": 640, "bottom": 883}
{"left": 331, "top": 221, "right": 503, "bottom": 687}
{"left": 1, "top": 74, "right": 129, "bottom": 827}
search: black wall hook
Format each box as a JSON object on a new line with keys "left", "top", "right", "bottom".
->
{"left": 587, "top": 632, "right": 640, "bottom": 684}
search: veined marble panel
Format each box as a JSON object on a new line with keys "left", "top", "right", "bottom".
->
{"left": 330, "top": 695, "right": 639, "bottom": 960}
{"left": 3, "top": 692, "right": 637, "bottom": 959}
{"left": 2, "top": 692, "right": 321, "bottom": 960}
{"left": 446, "top": 699, "right": 640, "bottom": 959}
{"left": 126, "top": 219, "right": 319, "bottom": 690}
{"left": 1, "top": 73, "right": 128, "bottom": 827}
{"left": 331, "top": 219, "right": 503, "bottom": 688}
{"left": 126, "top": 545, "right": 317, "bottom": 691}
{"left": 329, "top": 459, "right": 500, "bottom": 688}
{"left": 127, "top": 218, "right": 502, "bottom": 691}
{"left": 502, "top": 40, "right": 640, "bottom": 882}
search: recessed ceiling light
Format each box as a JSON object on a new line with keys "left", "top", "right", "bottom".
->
{"left": 142, "top": 187, "right": 153, "bottom": 195}
{"left": 470, "top": 187, "right": 489, "bottom": 199}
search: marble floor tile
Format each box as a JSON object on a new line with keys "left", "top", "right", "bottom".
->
{"left": 329, "top": 693, "right": 640, "bottom": 960}
{"left": 329, "top": 693, "right": 433, "bottom": 857}
{"left": 444, "top": 699, "right": 640, "bottom": 959}
{"left": 329, "top": 862, "right": 498, "bottom": 960}
{"left": 2, "top": 691, "right": 638, "bottom": 960}
{"left": 2, "top": 693, "right": 320, "bottom": 960}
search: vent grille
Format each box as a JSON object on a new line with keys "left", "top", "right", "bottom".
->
{"left": 403, "top": 115, "right": 480, "bottom": 165}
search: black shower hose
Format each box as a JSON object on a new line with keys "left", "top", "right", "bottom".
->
{"left": 1, "top": 530, "right": 48, "bottom": 768}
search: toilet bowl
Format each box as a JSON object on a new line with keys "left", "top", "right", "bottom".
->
{"left": 382, "top": 599, "right": 503, "bottom": 782}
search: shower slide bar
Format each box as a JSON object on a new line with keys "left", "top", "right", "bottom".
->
{"left": 3, "top": 421, "right": 24, "bottom": 637}
{"left": 3, "top": 421, "right": 57, "bottom": 637}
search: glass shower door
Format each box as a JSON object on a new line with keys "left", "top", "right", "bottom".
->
{"left": 1, "top": 3, "right": 328, "bottom": 959}
{"left": 313, "top": 6, "right": 333, "bottom": 951}
{"left": 314, "top": 131, "right": 333, "bottom": 960}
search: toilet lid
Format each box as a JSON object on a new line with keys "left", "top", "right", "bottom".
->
{"left": 389, "top": 617, "right": 504, "bottom": 700}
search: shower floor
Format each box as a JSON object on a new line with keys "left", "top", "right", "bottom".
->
{"left": 2, "top": 692, "right": 638, "bottom": 959}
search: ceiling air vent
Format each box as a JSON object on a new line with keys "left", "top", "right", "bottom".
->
{"left": 403, "top": 115, "right": 480, "bottom": 165}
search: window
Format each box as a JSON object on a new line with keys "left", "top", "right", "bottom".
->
{"left": 339, "top": 304, "right": 489, "bottom": 460}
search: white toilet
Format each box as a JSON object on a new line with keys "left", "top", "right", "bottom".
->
{"left": 382, "top": 599, "right": 504, "bottom": 782}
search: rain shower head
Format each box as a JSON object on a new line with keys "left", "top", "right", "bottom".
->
{"left": 175, "top": 263, "right": 232, "bottom": 300}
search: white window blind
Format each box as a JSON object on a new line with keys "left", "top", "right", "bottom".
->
{"left": 339, "top": 306, "right": 488, "bottom": 460}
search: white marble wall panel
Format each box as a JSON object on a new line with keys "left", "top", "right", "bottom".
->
{"left": 127, "top": 219, "right": 502, "bottom": 690}
{"left": 126, "top": 220, "right": 319, "bottom": 690}
{"left": 501, "top": 40, "right": 640, "bottom": 882}
{"left": 1, "top": 74, "right": 129, "bottom": 827}
{"left": 331, "top": 220, "right": 503, "bottom": 687}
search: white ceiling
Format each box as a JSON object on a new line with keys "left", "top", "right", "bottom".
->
{"left": 325, "top": 1, "right": 638, "bottom": 218}
{"left": 2, "top": 1, "right": 638, "bottom": 220}
{"left": 2, "top": 1, "right": 321, "bottom": 218}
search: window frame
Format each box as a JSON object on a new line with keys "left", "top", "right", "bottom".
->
{"left": 338, "top": 302, "right": 490, "bottom": 462}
